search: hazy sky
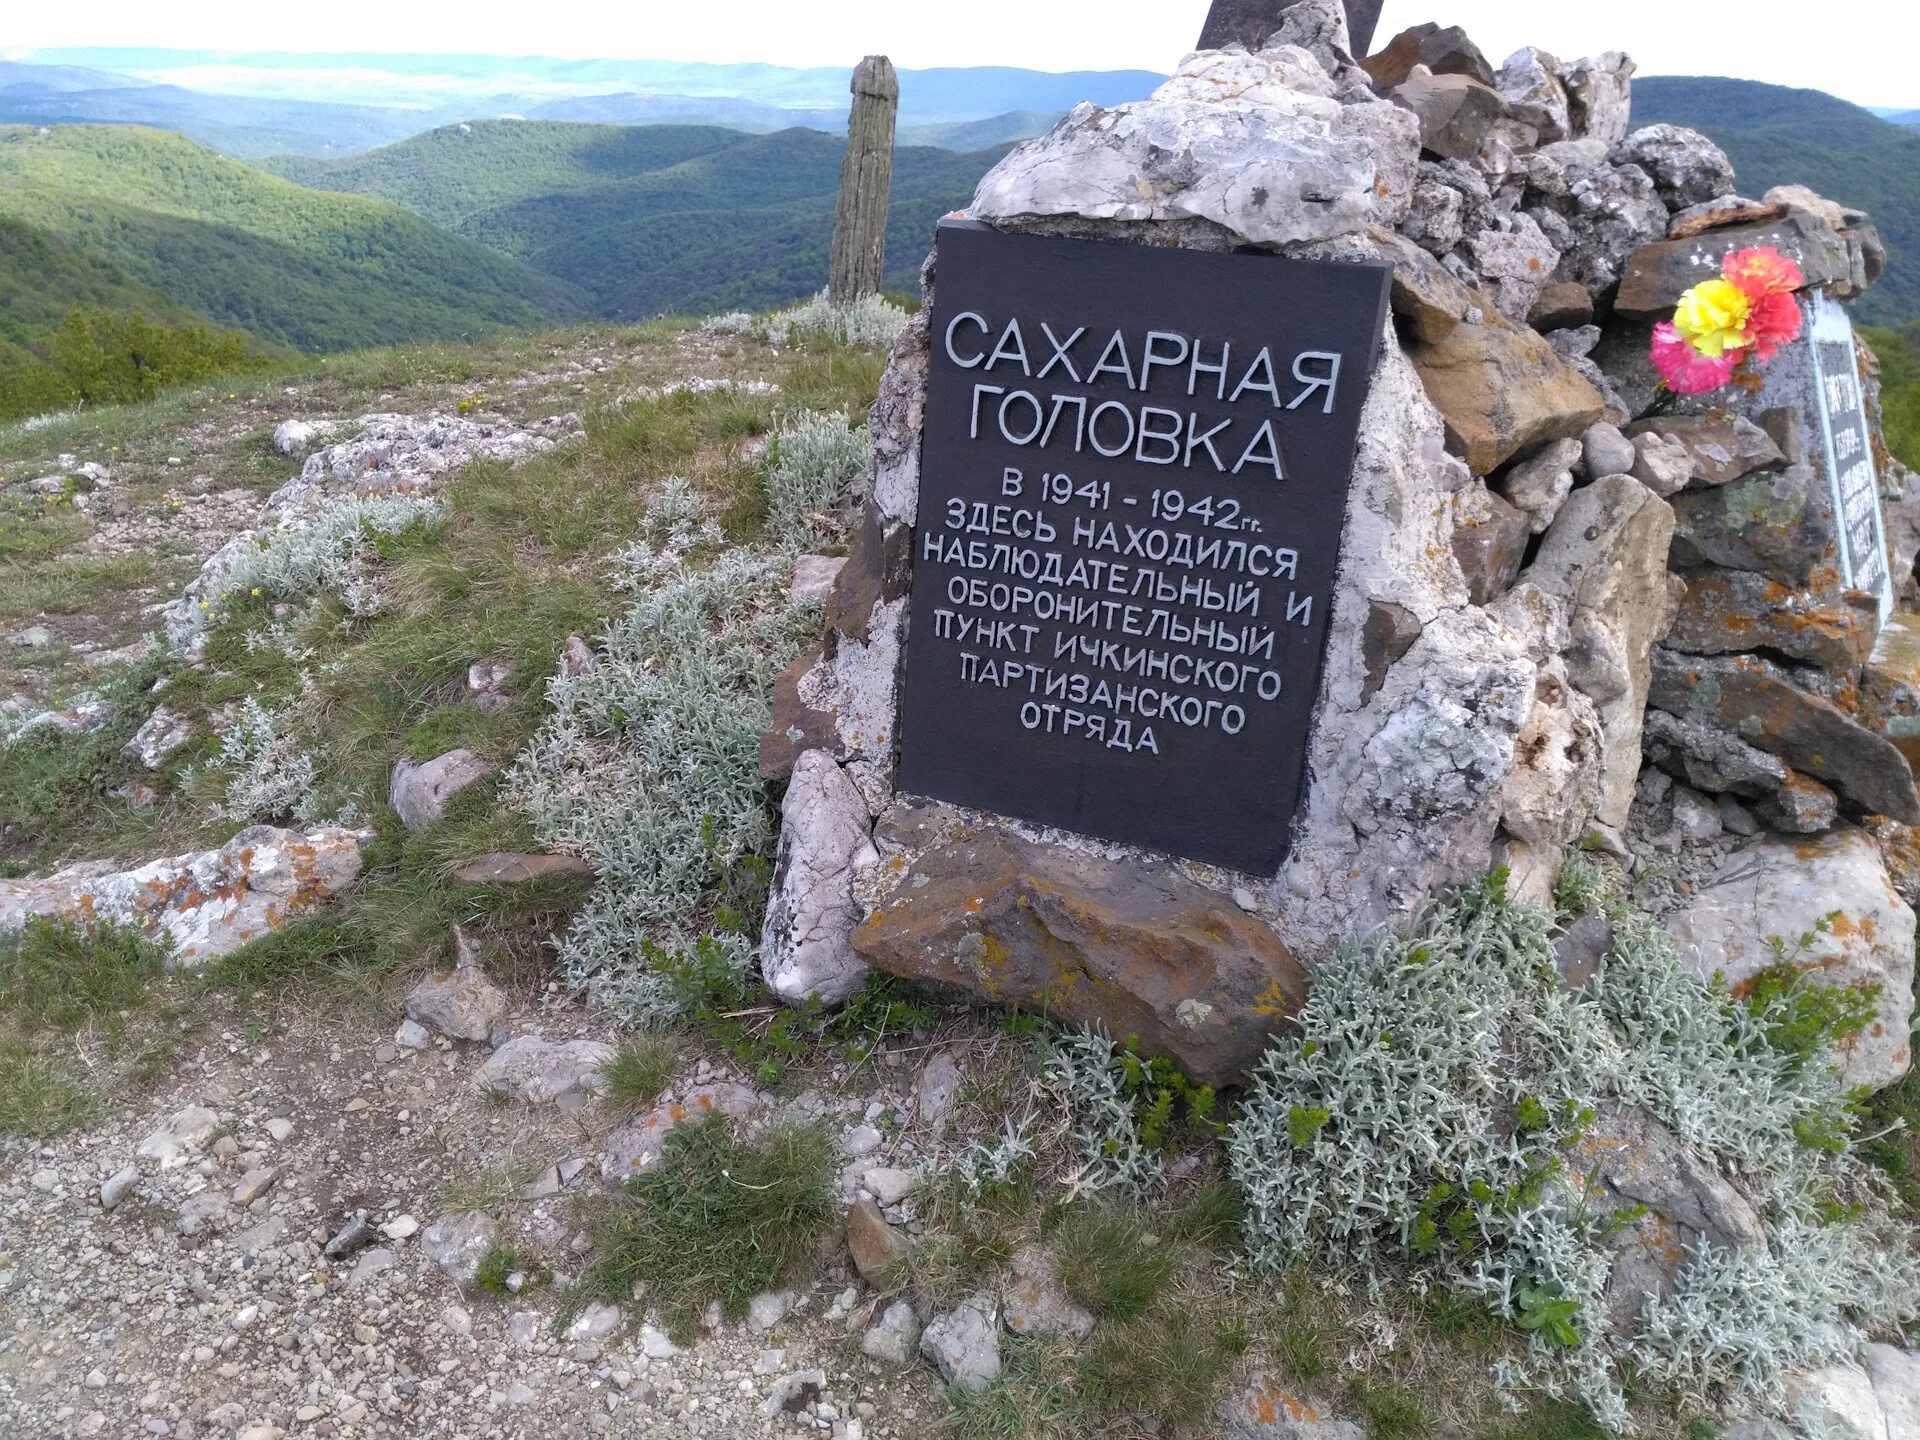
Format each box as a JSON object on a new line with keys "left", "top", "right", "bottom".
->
{"left": 3, "top": 0, "right": 1910, "bottom": 108}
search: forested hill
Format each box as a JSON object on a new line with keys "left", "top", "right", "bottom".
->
{"left": 265, "top": 120, "right": 1006, "bottom": 316}
{"left": 1633, "top": 76, "right": 1918, "bottom": 327}
{"left": 0, "top": 124, "right": 587, "bottom": 351}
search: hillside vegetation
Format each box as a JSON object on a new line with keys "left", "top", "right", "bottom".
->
{"left": 266, "top": 120, "right": 1004, "bottom": 315}
{"left": 0, "top": 124, "right": 586, "bottom": 351}
{"left": 1634, "top": 77, "right": 1919, "bottom": 327}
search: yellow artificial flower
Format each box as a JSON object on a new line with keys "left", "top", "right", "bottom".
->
{"left": 1673, "top": 278, "right": 1752, "bottom": 359}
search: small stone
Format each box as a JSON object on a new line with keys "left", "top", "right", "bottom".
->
{"left": 747, "top": 1291, "right": 792, "bottom": 1331}
{"left": 860, "top": 1166, "right": 920, "bottom": 1207}
{"left": 860, "top": 1300, "right": 923, "bottom": 1368}
{"left": 790, "top": 554, "right": 846, "bottom": 602}
{"left": 100, "top": 1166, "right": 139, "bottom": 1211}
{"left": 231, "top": 1167, "right": 276, "bottom": 1205}
{"left": 920, "top": 1294, "right": 1003, "bottom": 1393}
{"left": 1669, "top": 785, "right": 1722, "bottom": 842}
{"left": 639, "top": 1324, "right": 682, "bottom": 1358}
{"left": 231, "top": 1304, "right": 260, "bottom": 1331}
{"left": 1000, "top": 1245, "right": 1095, "bottom": 1341}
{"left": 1495, "top": 437, "right": 1581, "bottom": 535}
{"left": 134, "top": 1105, "right": 220, "bottom": 1170}
{"left": 381, "top": 1213, "right": 420, "bottom": 1240}
{"left": 1628, "top": 431, "right": 1693, "bottom": 498}
{"left": 1450, "top": 484, "right": 1529, "bottom": 605}
{"left": 323, "top": 1216, "right": 376, "bottom": 1261}
{"left": 842, "top": 1123, "right": 883, "bottom": 1158}
{"left": 568, "top": 1302, "right": 622, "bottom": 1341}
{"left": 394, "top": 1019, "right": 430, "bottom": 1050}
{"left": 265, "top": 1118, "right": 294, "bottom": 1143}
{"left": 372, "top": 1043, "right": 398, "bottom": 1063}
{"left": 845, "top": 1200, "right": 911, "bottom": 1286}
{"left": 1529, "top": 281, "right": 1593, "bottom": 333}
{"left": 404, "top": 953, "right": 508, "bottom": 1043}
{"left": 1580, "top": 421, "right": 1636, "bottom": 480}
{"left": 915, "top": 1051, "right": 962, "bottom": 1133}
{"left": 421, "top": 1211, "right": 500, "bottom": 1286}
{"left": 759, "top": 1370, "right": 827, "bottom": 1420}
{"left": 450, "top": 852, "right": 594, "bottom": 885}
{"left": 1391, "top": 68, "right": 1505, "bottom": 163}
{"left": 1717, "top": 793, "right": 1760, "bottom": 837}
{"left": 472, "top": 1035, "right": 613, "bottom": 1104}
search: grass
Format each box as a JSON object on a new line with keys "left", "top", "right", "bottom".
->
{"left": 0, "top": 552, "right": 155, "bottom": 621}
{"left": 0, "top": 915, "right": 185, "bottom": 1137}
{"left": 579, "top": 1112, "right": 835, "bottom": 1341}
{"left": 601, "top": 1033, "right": 683, "bottom": 1114}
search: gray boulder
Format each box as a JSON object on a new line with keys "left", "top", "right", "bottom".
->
{"left": 472, "top": 1036, "right": 613, "bottom": 1104}
{"left": 422, "top": 1211, "right": 499, "bottom": 1287}
{"left": 860, "top": 1299, "right": 923, "bottom": 1368}
{"left": 920, "top": 1294, "right": 1003, "bottom": 1393}
{"left": 760, "top": 750, "right": 878, "bottom": 1006}
{"left": 1614, "top": 125, "right": 1736, "bottom": 210}
{"left": 971, "top": 46, "right": 1418, "bottom": 249}
{"left": 403, "top": 949, "right": 508, "bottom": 1042}
{"left": 390, "top": 749, "right": 492, "bottom": 833}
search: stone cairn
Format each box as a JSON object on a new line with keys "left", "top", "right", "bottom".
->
{"left": 759, "top": 0, "right": 1917, "bottom": 1093}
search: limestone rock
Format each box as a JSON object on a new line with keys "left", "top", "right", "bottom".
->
{"left": 1642, "top": 707, "right": 1791, "bottom": 798}
{"left": 421, "top": 1212, "right": 500, "bottom": 1288}
{"left": 125, "top": 706, "right": 193, "bottom": 770}
{"left": 1000, "top": 1245, "right": 1095, "bottom": 1342}
{"left": 1221, "top": 1378, "right": 1366, "bottom": 1438}
{"left": 1391, "top": 69, "right": 1504, "bottom": 163}
{"left": 860, "top": 1299, "right": 923, "bottom": 1367}
{"left": 1498, "top": 657, "right": 1604, "bottom": 848}
{"left": 970, "top": 48, "right": 1419, "bottom": 249}
{"left": 1525, "top": 155, "right": 1669, "bottom": 296}
{"left": 1561, "top": 52, "right": 1635, "bottom": 147}
{"left": 1581, "top": 420, "right": 1636, "bottom": 480}
{"left": 1787, "top": 1364, "right": 1889, "bottom": 1440}
{"left": 0, "top": 825, "right": 364, "bottom": 966}
{"left": 1615, "top": 212, "right": 1854, "bottom": 317}
{"left": 1625, "top": 414, "right": 1784, "bottom": 489}
{"left": 403, "top": 957, "right": 508, "bottom": 1043}
{"left": 760, "top": 751, "right": 878, "bottom": 1007}
{"left": 788, "top": 554, "right": 844, "bottom": 603}
{"left": 1756, "top": 771, "right": 1842, "bottom": 833}
{"left": 389, "top": 749, "right": 492, "bottom": 833}
{"left": 271, "top": 420, "right": 328, "bottom": 457}
{"left": 1407, "top": 309, "right": 1606, "bottom": 475}
{"left": 1668, "top": 828, "right": 1915, "bottom": 1088}
{"left": 854, "top": 824, "right": 1305, "bottom": 1088}
{"left": 135, "top": 1105, "right": 220, "bottom": 1171}
{"left": 846, "top": 1199, "right": 911, "bottom": 1287}
{"left": 1648, "top": 651, "right": 1920, "bottom": 823}
{"left": 1614, "top": 125, "right": 1736, "bottom": 211}
{"left": 1665, "top": 570, "right": 1878, "bottom": 672}
{"left": 920, "top": 1294, "right": 1002, "bottom": 1393}
{"left": 1495, "top": 47, "right": 1569, "bottom": 144}
{"left": 1459, "top": 212, "right": 1561, "bottom": 325}
{"left": 1521, "top": 475, "right": 1679, "bottom": 828}
{"left": 1450, "top": 484, "right": 1530, "bottom": 603}
{"left": 1495, "top": 437, "right": 1582, "bottom": 534}
{"left": 1628, "top": 431, "right": 1693, "bottom": 499}
{"left": 1669, "top": 197, "right": 1787, "bottom": 240}
{"left": 1363, "top": 23, "right": 1494, "bottom": 90}
{"left": 1861, "top": 1343, "right": 1920, "bottom": 1437}
{"left": 471, "top": 1036, "right": 613, "bottom": 1105}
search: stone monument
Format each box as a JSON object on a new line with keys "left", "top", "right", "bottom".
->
{"left": 759, "top": 0, "right": 1917, "bottom": 1091}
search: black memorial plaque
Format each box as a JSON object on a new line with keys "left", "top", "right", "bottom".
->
{"left": 896, "top": 223, "right": 1389, "bottom": 873}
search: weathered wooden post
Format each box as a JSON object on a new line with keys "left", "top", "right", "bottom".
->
{"left": 1198, "top": 0, "right": 1384, "bottom": 57}
{"left": 828, "top": 55, "right": 899, "bottom": 306}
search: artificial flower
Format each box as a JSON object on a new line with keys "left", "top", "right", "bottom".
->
{"left": 1721, "top": 245, "right": 1803, "bottom": 301}
{"left": 1672, "top": 277, "right": 1752, "bottom": 359}
{"left": 1742, "top": 288, "right": 1803, "bottom": 362}
{"left": 1650, "top": 320, "right": 1737, "bottom": 394}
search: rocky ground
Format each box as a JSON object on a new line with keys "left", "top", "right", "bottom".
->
{"left": 0, "top": 983, "right": 960, "bottom": 1440}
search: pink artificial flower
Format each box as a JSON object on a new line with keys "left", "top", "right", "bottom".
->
{"left": 1650, "top": 320, "right": 1737, "bottom": 394}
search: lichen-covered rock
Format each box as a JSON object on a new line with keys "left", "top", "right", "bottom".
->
{"left": 1408, "top": 308, "right": 1607, "bottom": 475}
{"left": 1000, "top": 1245, "right": 1095, "bottom": 1342}
{"left": 1525, "top": 155, "right": 1669, "bottom": 296}
{"left": 0, "top": 825, "right": 365, "bottom": 964}
{"left": 1562, "top": 52, "right": 1635, "bottom": 147}
{"left": 1495, "top": 437, "right": 1582, "bottom": 534}
{"left": 919, "top": 1294, "right": 1002, "bottom": 1393}
{"left": 1667, "top": 828, "right": 1915, "bottom": 1089}
{"left": 1221, "top": 1378, "right": 1366, "bottom": 1438}
{"left": 1665, "top": 569, "right": 1879, "bottom": 672}
{"left": 1495, "top": 46, "right": 1569, "bottom": 144}
{"left": 760, "top": 750, "right": 879, "bottom": 1006}
{"left": 1450, "top": 483, "right": 1530, "bottom": 602}
{"left": 854, "top": 821, "right": 1306, "bottom": 1088}
{"left": 1371, "top": 226, "right": 1482, "bottom": 343}
{"left": 1520, "top": 475, "right": 1679, "bottom": 829}
{"left": 389, "top": 748, "right": 492, "bottom": 833}
{"left": 422, "top": 1211, "right": 499, "bottom": 1288}
{"left": 1668, "top": 459, "right": 1843, "bottom": 589}
{"left": 1613, "top": 125, "right": 1736, "bottom": 210}
{"left": 1615, "top": 212, "right": 1854, "bottom": 317}
{"left": 1625, "top": 413, "right": 1784, "bottom": 489}
{"left": 599, "top": 1084, "right": 763, "bottom": 1181}
{"left": 1642, "top": 707, "right": 1790, "bottom": 797}
{"left": 970, "top": 46, "right": 1418, "bottom": 249}
{"left": 1458, "top": 212, "right": 1561, "bottom": 324}
{"left": 1649, "top": 651, "right": 1920, "bottom": 823}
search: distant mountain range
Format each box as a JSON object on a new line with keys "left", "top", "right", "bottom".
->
{"left": 265, "top": 120, "right": 1003, "bottom": 317}
{"left": 1634, "top": 77, "right": 1918, "bottom": 328}
{"left": 0, "top": 49, "right": 1154, "bottom": 158}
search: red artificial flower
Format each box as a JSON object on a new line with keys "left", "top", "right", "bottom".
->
{"left": 1743, "top": 288, "right": 1803, "bottom": 362}
{"left": 1651, "top": 320, "right": 1737, "bottom": 395}
{"left": 1721, "top": 245, "right": 1804, "bottom": 300}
